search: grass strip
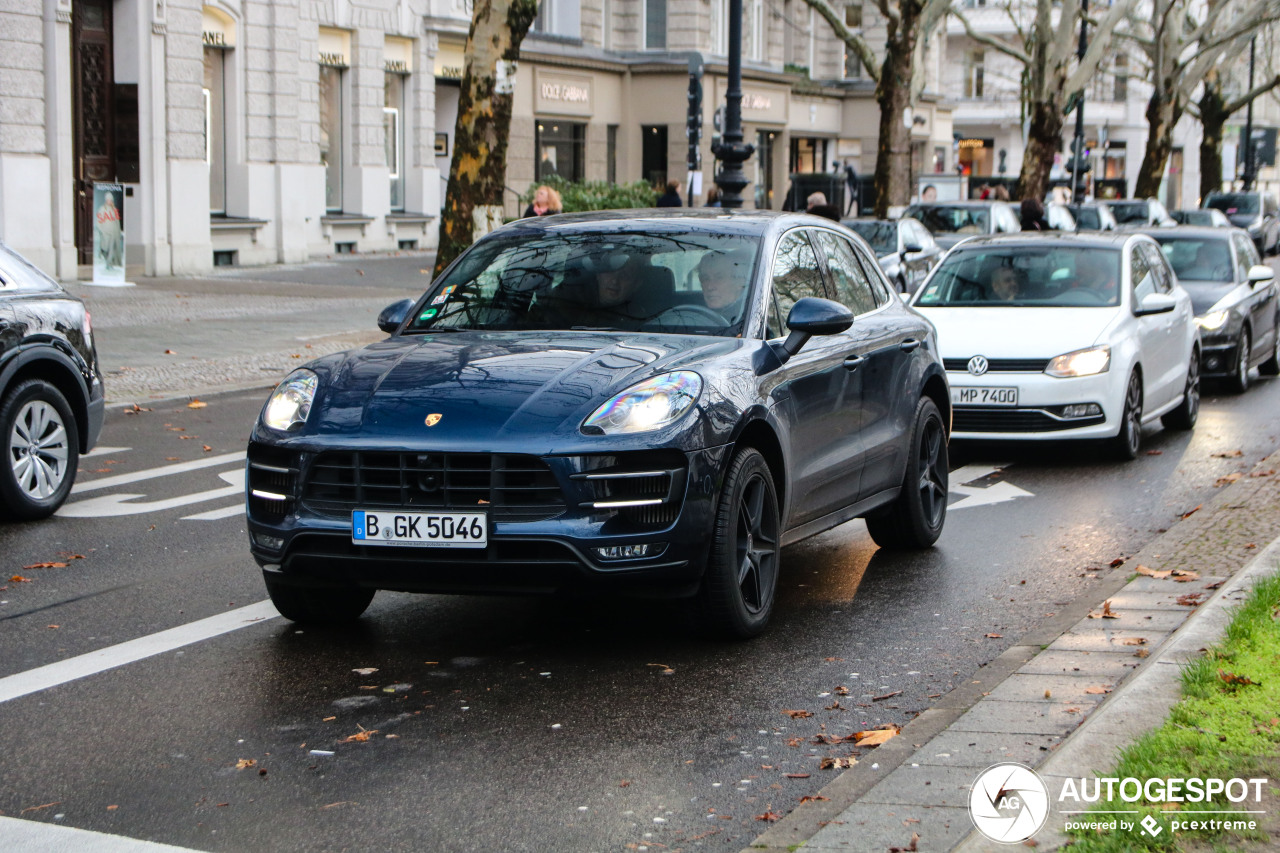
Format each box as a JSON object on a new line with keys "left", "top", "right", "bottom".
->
{"left": 1065, "top": 572, "right": 1280, "bottom": 851}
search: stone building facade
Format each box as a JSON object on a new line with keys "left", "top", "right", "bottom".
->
{"left": 0, "top": 0, "right": 954, "bottom": 279}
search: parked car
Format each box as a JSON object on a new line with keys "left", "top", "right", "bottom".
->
{"left": 1171, "top": 208, "right": 1231, "bottom": 228}
{"left": 1203, "top": 191, "right": 1280, "bottom": 256}
{"left": 1141, "top": 226, "right": 1280, "bottom": 391}
{"left": 1045, "top": 202, "right": 1078, "bottom": 232}
{"left": 842, "top": 217, "right": 942, "bottom": 294}
{"left": 910, "top": 232, "right": 1200, "bottom": 458}
{"left": 904, "top": 201, "right": 1022, "bottom": 249}
{"left": 246, "top": 210, "right": 951, "bottom": 638}
{"left": 1106, "top": 198, "right": 1177, "bottom": 229}
{"left": 1066, "top": 202, "right": 1119, "bottom": 232}
{"left": 0, "top": 243, "right": 105, "bottom": 519}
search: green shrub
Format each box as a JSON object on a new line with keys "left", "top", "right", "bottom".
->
{"left": 519, "top": 176, "right": 658, "bottom": 213}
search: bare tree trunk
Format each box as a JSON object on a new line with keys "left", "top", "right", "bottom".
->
{"left": 1199, "top": 81, "right": 1228, "bottom": 200}
{"left": 433, "top": 0, "right": 539, "bottom": 277}
{"left": 1135, "top": 90, "right": 1181, "bottom": 199}
{"left": 1018, "top": 101, "right": 1065, "bottom": 202}
{"left": 872, "top": 2, "right": 921, "bottom": 218}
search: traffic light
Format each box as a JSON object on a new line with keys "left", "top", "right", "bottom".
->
{"left": 686, "top": 55, "right": 703, "bottom": 175}
{"left": 1065, "top": 137, "right": 1092, "bottom": 176}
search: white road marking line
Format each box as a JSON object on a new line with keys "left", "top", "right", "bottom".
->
{"left": 71, "top": 452, "right": 246, "bottom": 494}
{"left": 0, "top": 816, "right": 202, "bottom": 852}
{"left": 58, "top": 470, "right": 246, "bottom": 518}
{"left": 182, "top": 503, "right": 245, "bottom": 521}
{"left": 0, "top": 601, "right": 279, "bottom": 705}
{"left": 82, "top": 445, "right": 131, "bottom": 459}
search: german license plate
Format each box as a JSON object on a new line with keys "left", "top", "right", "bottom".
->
{"left": 953, "top": 386, "right": 1019, "bottom": 406}
{"left": 352, "top": 510, "right": 487, "bottom": 548}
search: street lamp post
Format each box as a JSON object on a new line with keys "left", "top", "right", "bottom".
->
{"left": 1243, "top": 36, "right": 1257, "bottom": 191}
{"left": 712, "top": 0, "right": 755, "bottom": 208}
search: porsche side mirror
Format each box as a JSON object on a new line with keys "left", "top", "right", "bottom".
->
{"left": 377, "top": 298, "right": 414, "bottom": 333}
{"left": 1247, "top": 264, "right": 1274, "bottom": 286}
{"left": 779, "top": 297, "right": 855, "bottom": 359}
{"left": 1134, "top": 292, "right": 1177, "bottom": 316}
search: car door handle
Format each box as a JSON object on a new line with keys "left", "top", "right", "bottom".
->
{"left": 899, "top": 338, "right": 921, "bottom": 352}
{"left": 843, "top": 354, "right": 866, "bottom": 371}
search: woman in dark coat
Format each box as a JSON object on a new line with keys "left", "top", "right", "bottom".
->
{"left": 656, "top": 180, "right": 683, "bottom": 207}
{"left": 1020, "top": 198, "right": 1051, "bottom": 231}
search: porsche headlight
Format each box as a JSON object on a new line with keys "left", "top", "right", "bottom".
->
{"left": 1196, "top": 310, "right": 1229, "bottom": 331}
{"left": 581, "top": 372, "right": 702, "bottom": 435}
{"left": 1045, "top": 346, "right": 1111, "bottom": 378}
{"left": 263, "top": 370, "right": 318, "bottom": 431}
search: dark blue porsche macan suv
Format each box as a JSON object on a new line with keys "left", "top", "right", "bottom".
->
{"left": 246, "top": 211, "right": 950, "bottom": 638}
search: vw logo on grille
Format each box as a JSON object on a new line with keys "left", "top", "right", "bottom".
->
{"left": 967, "top": 356, "right": 990, "bottom": 376}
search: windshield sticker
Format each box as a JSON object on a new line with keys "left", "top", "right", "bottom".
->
{"left": 419, "top": 308, "right": 438, "bottom": 320}
{"left": 431, "top": 293, "right": 449, "bottom": 304}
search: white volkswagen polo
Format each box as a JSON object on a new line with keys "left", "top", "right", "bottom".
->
{"left": 910, "top": 233, "right": 1200, "bottom": 458}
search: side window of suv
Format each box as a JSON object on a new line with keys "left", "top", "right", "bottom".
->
{"left": 813, "top": 230, "right": 880, "bottom": 315}
{"left": 767, "top": 230, "right": 828, "bottom": 339}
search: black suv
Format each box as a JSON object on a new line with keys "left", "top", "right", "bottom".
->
{"left": 0, "top": 243, "right": 105, "bottom": 519}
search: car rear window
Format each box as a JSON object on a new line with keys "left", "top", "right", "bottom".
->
{"left": 845, "top": 221, "right": 896, "bottom": 255}
{"left": 1107, "top": 202, "right": 1149, "bottom": 225}
{"left": 914, "top": 246, "right": 1121, "bottom": 307}
{"left": 904, "top": 205, "right": 989, "bottom": 235}
{"left": 1205, "top": 193, "right": 1259, "bottom": 215}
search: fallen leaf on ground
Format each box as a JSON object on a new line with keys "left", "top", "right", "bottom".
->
{"left": 188, "top": 399, "right": 208, "bottom": 409}
{"left": 1212, "top": 450, "right": 1244, "bottom": 458}
{"left": 1121, "top": 637, "right": 1148, "bottom": 646}
{"left": 853, "top": 725, "right": 901, "bottom": 746}
{"left": 202, "top": 445, "right": 213, "bottom": 452}
{"left": 235, "top": 759, "right": 256, "bottom": 769}
{"left": 20, "top": 802, "right": 61, "bottom": 814}
{"left": 126, "top": 403, "right": 152, "bottom": 413}
{"left": 1172, "top": 569, "right": 1200, "bottom": 582}
{"left": 352, "top": 667, "right": 378, "bottom": 675}
{"left": 785, "top": 773, "right": 811, "bottom": 779}
{"left": 1215, "top": 473, "right": 1243, "bottom": 487}
{"left": 1219, "top": 670, "right": 1259, "bottom": 688}
{"left": 782, "top": 709, "right": 813, "bottom": 719}
{"left": 1089, "top": 600, "right": 1119, "bottom": 619}
{"left": 1249, "top": 469, "right": 1275, "bottom": 478}
{"left": 985, "top": 633, "right": 1003, "bottom": 639}
{"left": 1109, "top": 558, "right": 1126, "bottom": 568}
{"left": 834, "top": 686, "right": 850, "bottom": 695}
{"left": 1205, "top": 580, "right": 1225, "bottom": 590}
{"left": 824, "top": 657, "right": 845, "bottom": 662}
{"left": 755, "top": 811, "right": 782, "bottom": 822}
{"left": 343, "top": 725, "right": 379, "bottom": 742}
{"left": 1084, "top": 686, "right": 1112, "bottom": 695}
{"left": 10, "top": 575, "right": 31, "bottom": 583}
{"left": 1176, "top": 593, "right": 1207, "bottom": 607}
{"left": 1180, "top": 504, "right": 1202, "bottom": 519}
{"left": 321, "top": 801, "right": 356, "bottom": 809}
{"left": 1134, "top": 648, "right": 1150, "bottom": 658}
{"left": 164, "top": 349, "right": 177, "bottom": 354}
{"left": 106, "top": 805, "right": 118, "bottom": 811}
{"left": 322, "top": 716, "right": 336, "bottom": 722}
{"left": 889, "top": 831, "right": 920, "bottom": 853}
{"left": 1136, "top": 565, "right": 1172, "bottom": 579}
{"left": 800, "top": 795, "right": 829, "bottom": 804}
{"left": 872, "top": 690, "right": 903, "bottom": 701}
{"left": 166, "top": 457, "right": 179, "bottom": 461}
{"left": 820, "top": 756, "right": 856, "bottom": 769}
{"left": 22, "top": 562, "right": 68, "bottom": 569}
{"left": 47, "top": 624, "right": 59, "bottom": 629}
{"left": 1146, "top": 450, "right": 1163, "bottom": 455}
{"left": 647, "top": 663, "right": 675, "bottom": 675}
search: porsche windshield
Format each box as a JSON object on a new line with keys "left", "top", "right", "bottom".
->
{"left": 405, "top": 231, "right": 761, "bottom": 336}
{"left": 915, "top": 246, "right": 1122, "bottom": 307}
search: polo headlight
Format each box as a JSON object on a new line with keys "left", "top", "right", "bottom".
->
{"left": 1045, "top": 346, "right": 1111, "bottom": 378}
{"left": 263, "top": 369, "right": 318, "bottom": 431}
{"left": 1196, "top": 310, "right": 1229, "bottom": 331}
{"left": 581, "top": 372, "right": 702, "bottom": 435}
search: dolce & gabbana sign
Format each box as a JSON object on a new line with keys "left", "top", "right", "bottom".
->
{"left": 534, "top": 71, "right": 593, "bottom": 116}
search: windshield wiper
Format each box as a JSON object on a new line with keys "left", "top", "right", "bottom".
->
{"left": 570, "top": 325, "right": 626, "bottom": 332}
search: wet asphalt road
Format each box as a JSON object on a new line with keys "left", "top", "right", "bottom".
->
{"left": 0, "top": 376, "right": 1278, "bottom": 853}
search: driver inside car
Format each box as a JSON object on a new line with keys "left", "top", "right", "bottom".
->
{"left": 1067, "top": 253, "right": 1120, "bottom": 304}
{"left": 697, "top": 248, "right": 753, "bottom": 321}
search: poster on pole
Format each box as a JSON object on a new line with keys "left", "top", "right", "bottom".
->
{"left": 90, "top": 182, "right": 130, "bottom": 286}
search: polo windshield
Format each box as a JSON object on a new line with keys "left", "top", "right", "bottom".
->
{"left": 915, "top": 246, "right": 1122, "bottom": 307}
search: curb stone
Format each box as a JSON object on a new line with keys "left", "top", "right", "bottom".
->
{"left": 745, "top": 451, "right": 1280, "bottom": 853}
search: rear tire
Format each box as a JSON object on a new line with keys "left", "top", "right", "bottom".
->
{"left": 264, "top": 575, "right": 375, "bottom": 624}
{"left": 1161, "top": 352, "right": 1200, "bottom": 431}
{"left": 1228, "top": 328, "right": 1251, "bottom": 393}
{"left": 696, "top": 447, "right": 781, "bottom": 640}
{"left": 0, "top": 379, "right": 80, "bottom": 520}
{"left": 1111, "top": 371, "right": 1143, "bottom": 460}
{"left": 865, "top": 397, "right": 948, "bottom": 549}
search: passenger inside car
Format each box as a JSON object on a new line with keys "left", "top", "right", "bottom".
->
{"left": 533, "top": 253, "right": 673, "bottom": 329}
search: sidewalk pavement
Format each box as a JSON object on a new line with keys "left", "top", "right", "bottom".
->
{"left": 63, "top": 252, "right": 436, "bottom": 405}
{"left": 747, "top": 451, "right": 1280, "bottom": 852}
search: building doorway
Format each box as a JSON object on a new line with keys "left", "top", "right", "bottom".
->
{"left": 73, "top": 0, "right": 117, "bottom": 264}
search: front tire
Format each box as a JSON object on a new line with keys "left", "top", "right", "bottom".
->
{"left": 865, "top": 397, "right": 948, "bottom": 549}
{"left": 0, "top": 379, "right": 80, "bottom": 520}
{"left": 264, "top": 575, "right": 375, "bottom": 624}
{"left": 1111, "top": 371, "right": 1143, "bottom": 460}
{"left": 696, "top": 447, "right": 781, "bottom": 640}
{"left": 1161, "top": 351, "right": 1200, "bottom": 430}
{"left": 1228, "top": 328, "right": 1251, "bottom": 393}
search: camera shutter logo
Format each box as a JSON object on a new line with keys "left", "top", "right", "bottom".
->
{"left": 969, "top": 763, "right": 1050, "bottom": 843}
{"left": 967, "top": 355, "right": 990, "bottom": 376}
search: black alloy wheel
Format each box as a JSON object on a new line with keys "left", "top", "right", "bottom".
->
{"left": 865, "top": 397, "right": 948, "bottom": 549}
{"left": 0, "top": 379, "right": 80, "bottom": 520}
{"left": 1162, "top": 352, "right": 1200, "bottom": 430}
{"left": 698, "top": 447, "right": 780, "bottom": 639}
{"left": 1260, "top": 321, "right": 1280, "bottom": 376}
{"left": 264, "top": 575, "right": 376, "bottom": 624}
{"left": 1229, "top": 328, "right": 1252, "bottom": 394}
{"left": 1111, "top": 371, "right": 1143, "bottom": 460}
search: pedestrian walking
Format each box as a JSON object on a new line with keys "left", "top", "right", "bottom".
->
{"left": 656, "top": 181, "right": 683, "bottom": 207}
{"left": 523, "top": 185, "right": 563, "bottom": 218}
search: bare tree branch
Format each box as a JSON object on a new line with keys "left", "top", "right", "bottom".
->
{"left": 950, "top": 7, "right": 1032, "bottom": 64}
{"left": 799, "top": 0, "right": 881, "bottom": 82}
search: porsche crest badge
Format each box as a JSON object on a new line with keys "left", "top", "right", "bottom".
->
{"left": 424, "top": 413, "right": 443, "bottom": 427}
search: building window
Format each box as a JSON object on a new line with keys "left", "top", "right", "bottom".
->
{"left": 963, "top": 48, "right": 984, "bottom": 99}
{"left": 320, "top": 65, "right": 344, "bottom": 211}
{"left": 756, "top": 130, "right": 776, "bottom": 209}
{"left": 536, "top": 121, "right": 585, "bottom": 182}
{"left": 843, "top": 4, "right": 862, "bottom": 78}
{"left": 385, "top": 73, "right": 405, "bottom": 210}
{"left": 644, "top": 0, "right": 666, "bottom": 50}
{"left": 607, "top": 124, "right": 618, "bottom": 184}
{"left": 533, "top": 0, "right": 582, "bottom": 39}
{"left": 790, "top": 137, "right": 828, "bottom": 174}
{"left": 203, "top": 46, "right": 227, "bottom": 214}
{"left": 933, "top": 145, "right": 946, "bottom": 173}
{"left": 746, "top": 0, "right": 764, "bottom": 61}
{"left": 711, "top": 0, "right": 727, "bottom": 56}
{"left": 642, "top": 125, "right": 669, "bottom": 187}
{"left": 1114, "top": 55, "right": 1128, "bottom": 102}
